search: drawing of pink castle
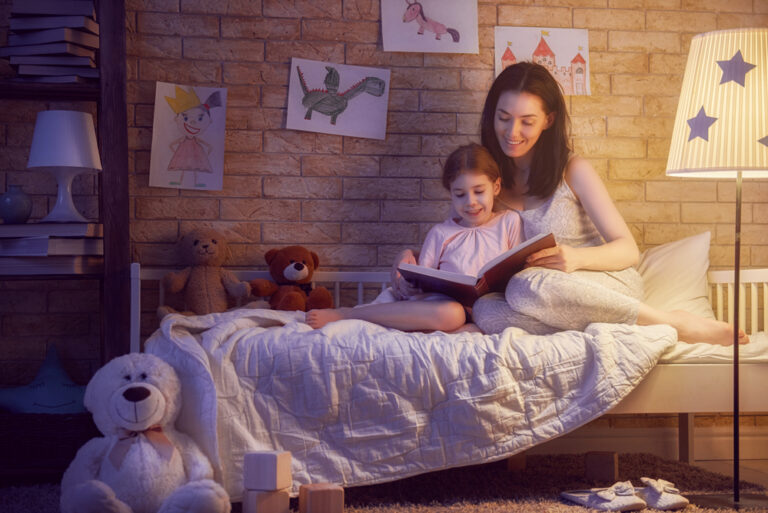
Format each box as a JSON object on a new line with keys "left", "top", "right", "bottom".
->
{"left": 501, "top": 36, "right": 587, "bottom": 95}
{"left": 501, "top": 46, "right": 516, "bottom": 69}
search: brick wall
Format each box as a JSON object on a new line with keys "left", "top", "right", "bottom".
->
{"left": 0, "top": 0, "right": 766, "bottom": 428}
{"left": 124, "top": 0, "right": 768, "bottom": 272}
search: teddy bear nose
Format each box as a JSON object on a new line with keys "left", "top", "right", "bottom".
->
{"left": 123, "top": 386, "right": 151, "bottom": 403}
{"left": 293, "top": 263, "right": 305, "bottom": 270}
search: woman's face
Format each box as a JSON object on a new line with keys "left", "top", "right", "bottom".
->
{"left": 493, "top": 91, "right": 553, "bottom": 164}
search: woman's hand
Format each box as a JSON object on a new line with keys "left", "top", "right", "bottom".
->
{"left": 525, "top": 244, "right": 581, "bottom": 273}
{"left": 391, "top": 248, "right": 420, "bottom": 299}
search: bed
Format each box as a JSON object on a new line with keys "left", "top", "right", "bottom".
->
{"left": 129, "top": 232, "right": 768, "bottom": 500}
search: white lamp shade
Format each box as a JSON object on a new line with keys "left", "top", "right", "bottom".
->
{"left": 27, "top": 110, "right": 102, "bottom": 171}
{"left": 666, "top": 28, "right": 768, "bottom": 179}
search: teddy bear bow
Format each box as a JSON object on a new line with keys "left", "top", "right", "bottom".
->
{"left": 109, "top": 425, "right": 177, "bottom": 469}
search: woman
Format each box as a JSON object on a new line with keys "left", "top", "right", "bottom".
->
{"left": 392, "top": 62, "right": 745, "bottom": 345}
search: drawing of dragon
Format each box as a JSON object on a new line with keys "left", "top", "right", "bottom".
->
{"left": 402, "top": 0, "right": 459, "bottom": 42}
{"left": 296, "top": 65, "right": 386, "bottom": 125}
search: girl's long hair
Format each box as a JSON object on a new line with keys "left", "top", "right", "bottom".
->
{"left": 480, "top": 62, "right": 571, "bottom": 198}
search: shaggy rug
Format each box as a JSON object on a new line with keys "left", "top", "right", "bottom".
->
{"left": 1, "top": 453, "right": 765, "bottom": 513}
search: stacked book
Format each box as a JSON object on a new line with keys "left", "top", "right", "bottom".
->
{"left": 0, "top": 223, "right": 104, "bottom": 275}
{"left": 0, "top": 0, "right": 99, "bottom": 84}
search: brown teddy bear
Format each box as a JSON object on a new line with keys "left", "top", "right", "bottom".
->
{"left": 250, "top": 245, "right": 334, "bottom": 311}
{"left": 158, "top": 228, "right": 252, "bottom": 317}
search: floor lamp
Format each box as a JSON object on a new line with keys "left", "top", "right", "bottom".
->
{"left": 666, "top": 28, "right": 768, "bottom": 508}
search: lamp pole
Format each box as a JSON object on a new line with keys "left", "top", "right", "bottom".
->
{"left": 732, "top": 169, "right": 741, "bottom": 503}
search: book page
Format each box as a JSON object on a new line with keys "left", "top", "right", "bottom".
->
{"left": 398, "top": 263, "right": 477, "bottom": 286}
{"left": 477, "top": 232, "right": 551, "bottom": 277}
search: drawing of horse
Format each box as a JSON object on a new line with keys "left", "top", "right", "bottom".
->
{"left": 402, "top": 0, "right": 459, "bottom": 42}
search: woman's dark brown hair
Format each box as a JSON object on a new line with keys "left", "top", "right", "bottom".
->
{"left": 442, "top": 143, "right": 500, "bottom": 190}
{"left": 480, "top": 61, "right": 571, "bottom": 198}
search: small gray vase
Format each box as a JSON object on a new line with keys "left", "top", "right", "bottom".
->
{"left": 0, "top": 185, "right": 33, "bottom": 224}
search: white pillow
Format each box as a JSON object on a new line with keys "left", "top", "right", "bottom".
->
{"left": 636, "top": 231, "right": 715, "bottom": 319}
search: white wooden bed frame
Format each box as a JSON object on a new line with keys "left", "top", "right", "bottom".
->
{"left": 129, "top": 263, "right": 768, "bottom": 463}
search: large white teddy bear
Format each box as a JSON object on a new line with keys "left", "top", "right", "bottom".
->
{"left": 60, "top": 353, "right": 231, "bottom": 513}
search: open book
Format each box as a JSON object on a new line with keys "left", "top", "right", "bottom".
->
{"left": 398, "top": 232, "right": 556, "bottom": 307}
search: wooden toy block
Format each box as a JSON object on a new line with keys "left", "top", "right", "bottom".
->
{"left": 584, "top": 451, "right": 619, "bottom": 483}
{"left": 298, "top": 483, "right": 344, "bottom": 513}
{"left": 243, "top": 489, "right": 290, "bottom": 513}
{"left": 506, "top": 452, "right": 527, "bottom": 471}
{"left": 243, "top": 450, "right": 292, "bottom": 491}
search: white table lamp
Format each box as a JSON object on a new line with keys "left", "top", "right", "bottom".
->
{"left": 27, "top": 110, "right": 103, "bottom": 223}
{"left": 666, "top": 28, "right": 768, "bottom": 508}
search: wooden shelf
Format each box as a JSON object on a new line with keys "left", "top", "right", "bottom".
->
{"left": 0, "top": 222, "right": 103, "bottom": 238}
{"left": 0, "top": 1, "right": 129, "bottom": 362}
{"left": 0, "top": 255, "right": 103, "bottom": 276}
{"left": 0, "top": 81, "right": 100, "bottom": 101}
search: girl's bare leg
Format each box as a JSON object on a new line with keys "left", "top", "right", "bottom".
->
{"left": 637, "top": 303, "right": 748, "bottom": 345}
{"left": 306, "top": 300, "right": 466, "bottom": 332}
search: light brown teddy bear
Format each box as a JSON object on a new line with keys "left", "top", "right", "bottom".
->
{"left": 250, "top": 245, "right": 334, "bottom": 311}
{"left": 158, "top": 228, "right": 251, "bottom": 317}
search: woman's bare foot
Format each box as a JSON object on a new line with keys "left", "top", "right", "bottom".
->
{"left": 306, "top": 308, "right": 348, "bottom": 329}
{"left": 671, "top": 310, "right": 749, "bottom": 345}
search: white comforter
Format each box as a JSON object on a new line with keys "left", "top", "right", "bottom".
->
{"left": 145, "top": 308, "right": 676, "bottom": 500}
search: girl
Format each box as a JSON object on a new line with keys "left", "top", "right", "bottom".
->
{"left": 391, "top": 62, "right": 746, "bottom": 346}
{"left": 306, "top": 143, "right": 522, "bottom": 332}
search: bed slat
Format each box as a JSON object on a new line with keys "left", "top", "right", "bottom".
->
{"left": 130, "top": 264, "right": 768, "bottom": 353}
{"left": 707, "top": 268, "right": 768, "bottom": 335}
{"left": 130, "top": 264, "right": 390, "bottom": 352}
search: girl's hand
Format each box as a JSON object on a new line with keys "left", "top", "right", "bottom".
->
{"left": 391, "top": 248, "right": 420, "bottom": 299}
{"left": 525, "top": 244, "right": 581, "bottom": 273}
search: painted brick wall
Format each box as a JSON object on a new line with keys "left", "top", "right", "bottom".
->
{"left": 0, "top": 0, "right": 766, "bottom": 430}
{"left": 123, "top": 0, "right": 768, "bottom": 272}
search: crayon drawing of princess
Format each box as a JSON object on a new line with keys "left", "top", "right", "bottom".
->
{"left": 149, "top": 82, "right": 227, "bottom": 190}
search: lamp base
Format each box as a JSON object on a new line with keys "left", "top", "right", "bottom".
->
{"left": 687, "top": 493, "right": 768, "bottom": 510}
{"left": 40, "top": 167, "right": 92, "bottom": 223}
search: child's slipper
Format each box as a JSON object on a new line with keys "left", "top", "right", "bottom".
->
{"left": 635, "top": 477, "right": 690, "bottom": 510}
{"left": 561, "top": 481, "right": 647, "bottom": 511}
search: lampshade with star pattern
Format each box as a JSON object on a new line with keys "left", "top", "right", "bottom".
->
{"left": 666, "top": 28, "right": 768, "bottom": 179}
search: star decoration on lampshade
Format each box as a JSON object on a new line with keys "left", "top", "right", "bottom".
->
{"left": 687, "top": 106, "right": 718, "bottom": 141}
{"left": 760, "top": 136, "right": 768, "bottom": 147}
{"left": 717, "top": 50, "right": 756, "bottom": 86}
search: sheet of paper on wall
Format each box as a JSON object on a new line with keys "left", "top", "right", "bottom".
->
{"left": 494, "top": 27, "right": 591, "bottom": 96}
{"left": 286, "top": 58, "right": 391, "bottom": 140}
{"left": 381, "top": 0, "right": 478, "bottom": 54}
{"left": 149, "top": 81, "right": 227, "bottom": 190}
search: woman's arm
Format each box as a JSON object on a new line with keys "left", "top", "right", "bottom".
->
{"left": 526, "top": 157, "right": 639, "bottom": 272}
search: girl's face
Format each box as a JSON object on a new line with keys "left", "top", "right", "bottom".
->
{"left": 494, "top": 91, "right": 554, "bottom": 165}
{"left": 176, "top": 106, "right": 211, "bottom": 136}
{"left": 450, "top": 171, "right": 501, "bottom": 228}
